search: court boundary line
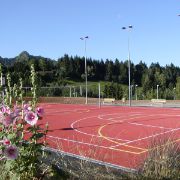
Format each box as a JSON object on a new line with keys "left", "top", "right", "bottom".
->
{"left": 43, "top": 146, "right": 137, "bottom": 173}
{"left": 46, "top": 135, "right": 145, "bottom": 155}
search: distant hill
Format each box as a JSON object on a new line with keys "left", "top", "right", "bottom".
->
{"left": 16, "top": 51, "right": 30, "bottom": 62}
{"left": 0, "top": 51, "right": 180, "bottom": 100}
{"left": 0, "top": 51, "right": 55, "bottom": 66}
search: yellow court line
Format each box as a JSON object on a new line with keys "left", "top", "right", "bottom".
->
{"left": 97, "top": 112, "right": 179, "bottom": 155}
{"left": 98, "top": 123, "right": 179, "bottom": 155}
{"left": 109, "top": 146, "right": 148, "bottom": 155}
{"left": 98, "top": 124, "right": 148, "bottom": 151}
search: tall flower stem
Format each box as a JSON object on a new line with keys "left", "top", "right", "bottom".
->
{"left": 30, "top": 65, "right": 37, "bottom": 109}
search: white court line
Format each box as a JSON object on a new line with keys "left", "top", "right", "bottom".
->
{"left": 46, "top": 135, "right": 143, "bottom": 154}
{"left": 46, "top": 109, "right": 180, "bottom": 152}
{"left": 107, "top": 114, "right": 143, "bottom": 121}
{"left": 45, "top": 109, "right": 90, "bottom": 115}
{"left": 98, "top": 115, "right": 173, "bottom": 131}
{"left": 97, "top": 112, "right": 143, "bottom": 120}
{"left": 45, "top": 107, "right": 99, "bottom": 115}
{"left": 71, "top": 116, "right": 130, "bottom": 142}
{"left": 98, "top": 113, "right": 178, "bottom": 130}
{"left": 97, "top": 112, "right": 179, "bottom": 148}
{"left": 47, "top": 135, "right": 111, "bottom": 149}
{"left": 111, "top": 127, "right": 180, "bottom": 148}
{"left": 71, "top": 112, "right": 179, "bottom": 144}
{"left": 100, "top": 113, "right": 180, "bottom": 119}
{"left": 128, "top": 122, "right": 173, "bottom": 130}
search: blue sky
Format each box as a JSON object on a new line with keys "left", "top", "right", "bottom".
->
{"left": 0, "top": 0, "right": 180, "bottom": 66}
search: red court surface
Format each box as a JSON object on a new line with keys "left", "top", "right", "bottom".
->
{"left": 40, "top": 104, "right": 180, "bottom": 171}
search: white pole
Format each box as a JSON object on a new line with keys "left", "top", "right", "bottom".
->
{"left": 85, "top": 38, "right": 88, "bottom": 104}
{"left": 74, "top": 87, "right": 75, "bottom": 97}
{"left": 122, "top": 25, "right": 133, "bottom": 106}
{"left": 128, "top": 38, "right": 131, "bottom": 106}
{"left": 135, "top": 84, "right": 138, "bottom": 100}
{"left": 98, "top": 83, "right": 101, "bottom": 108}
{"left": 80, "top": 36, "right": 89, "bottom": 104}
{"left": 157, "top": 85, "right": 159, "bottom": 99}
{"left": 70, "top": 86, "right": 71, "bottom": 98}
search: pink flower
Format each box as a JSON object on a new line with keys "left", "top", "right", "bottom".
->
{"left": 3, "top": 139, "right": 11, "bottom": 146}
{"left": 13, "top": 106, "right": 21, "bottom": 117}
{"left": 23, "top": 104, "right": 32, "bottom": 112}
{"left": 24, "top": 111, "right": 38, "bottom": 125}
{"left": 36, "top": 107, "right": 44, "bottom": 117}
{"left": 4, "top": 145, "right": 18, "bottom": 160}
{"left": 0, "top": 106, "right": 16, "bottom": 127}
{"left": 0, "top": 111, "right": 4, "bottom": 123}
{"left": 2, "top": 114, "right": 15, "bottom": 127}
{"left": 1, "top": 105, "right": 11, "bottom": 114}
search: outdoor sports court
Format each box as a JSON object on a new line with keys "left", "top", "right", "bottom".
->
{"left": 40, "top": 103, "right": 180, "bottom": 171}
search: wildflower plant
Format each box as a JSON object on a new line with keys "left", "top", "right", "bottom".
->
{"left": 0, "top": 64, "right": 48, "bottom": 179}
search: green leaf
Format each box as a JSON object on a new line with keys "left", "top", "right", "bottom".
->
{"left": 7, "top": 133, "right": 16, "bottom": 140}
{"left": 30, "top": 133, "right": 45, "bottom": 140}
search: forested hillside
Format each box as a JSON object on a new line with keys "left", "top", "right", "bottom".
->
{"left": 1, "top": 51, "right": 180, "bottom": 100}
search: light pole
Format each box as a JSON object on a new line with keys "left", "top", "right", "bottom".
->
{"left": 157, "top": 85, "right": 159, "bottom": 99}
{"left": 80, "top": 36, "right": 89, "bottom": 104}
{"left": 122, "top": 25, "right": 133, "bottom": 106}
{"left": 135, "top": 84, "right": 138, "bottom": 100}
